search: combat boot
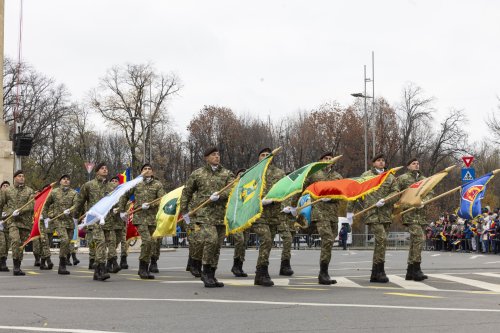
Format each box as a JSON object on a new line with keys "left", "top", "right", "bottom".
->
{"left": 412, "top": 262, "right": 425, "bottom": 281}
{"left": 149, "top": 256, "right": 159, "bottom": 273}
{"left": 279, "top": 259, "right": 294, "bottom": 276}
{"left": 201, "top": 264, "right": 216, "bottom": 288}
{"left": 98, "top": 263, "right": 110, "bottom": 281}
{"left": 120, "top": 255, "right": 129, "bottom": 269}
{"left": 88, "top": 258, "right": 94, "bottom": 270}
{"left": 405, "top": 263, "right": 414, "bottom": 280}
{"left": 111, "top": 257, "right": 121, "bottom": 273}
{"left": 0, "top": 257, "right": 9, "bottom": 272}
{"left": 46, "top": 257, "right": 54, "bottom": 270}
{"left": 39, "top": 258, "right": 49, "bottom": 270}
{"left": 254, "top": 265, "right": 274, "bottom": 287}
{"left": 318, "top": 262, "right": 336, "bottom": 285}
{"left": 190, "top": 259, "right": 202, "bottom": 278}
{"left": 138, "top": 260, "right": 151, "bottom": 279}
{"left": 34, "top": 254, "right": 41, "bottom": 267}
{"left": 58, "top": 257, "right": 70, "bottom": 275}
{"left": 415, "top": 262, "right": 428, "bottom": 280}
{"left": 106, "top": 260, "right": 113, "bottom": 273}
{"left": 212, "top": 267, "right": 224, "bottom": 287}
{"left": 71, "top": 253, "right": 80, "bottom": 265}
{"left": 66, "top": 254, "right": 73, "bottom": 266}
{"left": 376, "top": 262, "right": 389, "bottom": 283}
{"left": 13, "top": 259, "right": 25, "bottom": 276}
{"left": 370, "top": 263, "right": 378, "bottom": 282}
{"left": 186, "top": 256, "right": 192, "bottom": 272}
{"left": 231, "top": 258, "right": 247, "bottom": 277}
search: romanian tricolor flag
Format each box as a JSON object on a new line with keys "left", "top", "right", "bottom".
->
{"left": 457, "top": 172, "right": 495, "bottom": 220}
{"left": 303, "top": 168, "right": 398, "bottom": 201}
{"left": 22, "top": 184, "right": 54, "bottom": 247}
{"left": 118, "top": 167, "right": 132, "bottom": 184}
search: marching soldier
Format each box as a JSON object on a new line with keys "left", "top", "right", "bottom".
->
{"left": 104, "top": 176, "right": 121, "bottom": 274}
{"left": 74, "top": 162, "right": 114, "bottom": 281}
{"left": 231, "top": 168, "right": 248, "bottom": 278}
{"left": 119, "top": 163, "right": 165, "bottom": 279}
{"left": 347, "top": 154, "right": 399, "bottom": 283}
{"left": 186, "top": 191, "right": 203, "bottom": 278}
{"left": 1, "top": 170, "right": 34, "bottom": 276}
{"left": 397, "top": 158, "right": 429, "bottom": 281}
{"left": 37, "top": 184, "right": 55, "bottom": 271}
{"left": 116, "top": 198, "right": 129, "bottom": 269}
{"left": 0, "top": 181, "right": 11, "bottom": 272}
{"left": 42, "top": 174, "right": 78, "bottom": 275}
{"left": 180, "top": 147, "right": 234, "bottom": 288}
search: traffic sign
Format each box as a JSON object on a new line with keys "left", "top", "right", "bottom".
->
{"left": 462, "top": 156, "right": 474, "bottom": 167}
{"left": 461, "top": 168, "right": 475, "bottom": 182}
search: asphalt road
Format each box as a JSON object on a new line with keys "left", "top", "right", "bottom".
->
{"left": 1, "top": 248, "right": 500, "bottom": 333}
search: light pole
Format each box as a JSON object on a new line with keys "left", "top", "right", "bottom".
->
{"left": 351, "top": 91, "right": 372, "bottom": 171}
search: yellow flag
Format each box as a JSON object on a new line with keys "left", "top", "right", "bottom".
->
{"left": 153, "top": 186, "right": 184, "bottom": 238}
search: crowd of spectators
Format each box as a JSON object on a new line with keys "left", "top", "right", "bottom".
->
{"left": 425, "top": 207, "right": 500, "bottom": 254}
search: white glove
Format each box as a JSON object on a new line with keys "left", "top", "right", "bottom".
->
{"left": 73, "top": 218, "right": 78, "bottom": 226}
{"left": 418, "top": 203, "right": 425, "bottom": 209}
{"left": 375, "top": 199, "right": 385, "bottom": 208}
{"left": 141, "top": 203, "right": 150, "bottom": 210}
{"left": 346, "top": 212, "right": 354, "bottom": 222}
{"left": 321, "top": 198, "right": 332, "bottom": 202}
{"left": 64, "top": 209, "right": 71, "bottom": 215}
{"left": 0, "top": 223, "right": 3, "bottom": 231}
{"left": 282, "top": 206, "right": 298, "bottom": 217}
{"left": 262, "top": 198, "right": 273, "bottom": 206}
{"left": 209, "top": 192, "right": 220, "bottom": 202}
{"left": 12, "top": 210, "right": 20, "bottom": 217}
{"left": 120, "top": 212, "right": 128, "bottom": 222}
{"left": 112, "top": 208, "right": 119, "bottom": 214}
{"left": 44, "top": 218, "right": 51, "bottom": 228}
{"left": 183, "top": 213, "right": 190, "bottom": 225}
{"left": 1, "top": 212, "right": 6, "bottom": 218}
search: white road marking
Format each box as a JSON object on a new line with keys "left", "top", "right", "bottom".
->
{"left": 475, "top": 272, "right": 500, "bottom": 279}
{"left": 0, "top": 326, "right": 126, "bottom": 333}
{"left": 431, "top": 254, "right": 441, "bottom": 257}
{"left": 1, "top": 295, "right": 500, "bottom": 312}
{"left": 387, "top": 275, "right": 438, "bottom": 291}
{"left": 469, "top": 255, "right": 483, "bottom": 259}
{"left": 428, "top": 274, "right": 500, "bottom": 292}
{"left": 334, "top": 277, "right": 363, "bottom": 288}
{"left": 485, "top": 261, "right": 500, "bottom": 264}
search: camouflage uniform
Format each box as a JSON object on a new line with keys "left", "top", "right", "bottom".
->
{"left": 114, "top": 210, "right": 128, "bottom": 266}
{"left": 102, "top": 182, "right": 119, "bottom": 263}
{"left": 233, "top": 231, "right": 247, "bottom": 262}
{"left": 180, "top": 164, "right": 234, "bottom": 269}
{"left": 119, "top": 177, "right": 165, "bottom": 265}
{"left": 0, "top": 207, "right": 10, "bottom": 271}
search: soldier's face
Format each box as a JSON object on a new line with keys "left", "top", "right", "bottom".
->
{"left": 110, "top": 179, "right": 119, "bottom": 185}
{"left": 408, "top": 160, "right": 420, "bottom": 171}
{"left": 97, "top": 166, "right": 108, "bottom": 177}
{"left": 1, "top": 183, "right": 9, "bottom": 190}
{"left": 142, "top": 166, "right": 153, "bottom": 177}
{"left": 60, "top": 177, "right": 70, "bottom": 187}
{"left": 321, "top": 155, "right": 334, "bottom": 162}
{"left": 14, "top": 174, "right": 25, "bottom": 185}
{"left": 258, "top": 152, "right": 271, "bottom": 162}
{"left": 205, "top": 152, "right": 220, "bottom": 166}
{"left": 372, "top": 158, "right": 385, "bottom": 169}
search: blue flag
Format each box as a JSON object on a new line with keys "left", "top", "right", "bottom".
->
{"left": 457, "top": 172, "right": 494, "bottom": 219}
{"left": 297, "top": 193, "right": 312, "bottom": 226}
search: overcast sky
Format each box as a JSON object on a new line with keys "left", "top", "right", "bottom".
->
{"left": 3, "top": 0, "right": 500, "bottom": 143}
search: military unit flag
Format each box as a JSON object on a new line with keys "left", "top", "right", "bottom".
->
{"left": 22, "top": 184, "right": 54, "bottom": 247}
{"left": 457, "top": 172, "right": 495, "bottom": 220}
{"left": 153, "top": 186, "right": 184, "bottom": 238}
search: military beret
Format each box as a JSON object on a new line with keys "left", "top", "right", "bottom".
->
{"left": 258, "top": 147, "right": 272, "bottom": 156}
{"left": 406, "top": 157, "right": 418, "bottom": 166}
{"left": 141, "top": 163, "right": 153, "bottom": 171}
{"left": 13, "top": 170, "right": 24, "bottom": 178}
{"left": 1, "top": 181, "right": 10, "bottom": 187}
{"left": 203, "top": 146, "right": 219, "bottom": 157}
{"left": 59, "top": 174, "right": 71, "bottom": 181}
{"left": 235, "top": 168, "right": 247, "bottom": 176}
{"left": 319, "top": 152, "right": 334, "bottom": 160}
{"left": 94, "top": 162, "right": 107, "bottom": 173}
{"left": 110, "top": 176, "right": 120, "bottom": 182}
{"left": 371, "top": 153, "right": 385, "bottom": 163}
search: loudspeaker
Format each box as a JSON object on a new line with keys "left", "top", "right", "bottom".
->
{"left": 14, "top": 133, "right": 33, "bottom": 156}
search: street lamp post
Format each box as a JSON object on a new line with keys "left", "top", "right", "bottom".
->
{"left": 351, "top": 91, "right": 372, "bottom": 171}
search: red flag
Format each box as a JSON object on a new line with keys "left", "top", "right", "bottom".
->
{"left": 303, "top": 168, "right": 397, "bottom": 201}
{"left": 126, "top": 202, "right": 140, "bottom": 241}
{"left": 22, "top": 184, "right": 54, "bottom": 247}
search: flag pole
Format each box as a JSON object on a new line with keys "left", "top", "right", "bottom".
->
{"left": 353, "top": 190, "right": 405, "bottom": 218}
{"left": 129, "top": 196, "right": 164, "bottom": 214}
{"left": 2, "top": 182, "right": 56, "bottom": 223}
{"left": 398, "top": 186, "right": 461, "bottom": 216}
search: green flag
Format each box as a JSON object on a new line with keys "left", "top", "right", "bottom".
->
{"left": 224, "top": 154, "right": 274, "bottom": 234}
{"left": 264, "top": 162, "right": 331, "bottom": 202}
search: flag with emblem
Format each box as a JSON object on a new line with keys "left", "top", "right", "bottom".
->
{"left": 153, "top": 186, "right": 185, "bottom": 238}
{"left": 457, "top": 172, "right": 495, "bottom": 219}
{"left": 297, "top": 193, "right": 312, "bottom": 226}
{"left": 225, "top": 153, "right": 275, "bottom": 234}
{"left": 264, "top": 161, "right": 333, "bottom": 202}
{"left": 22, "top": 184, "right": 54, "bottom": 247}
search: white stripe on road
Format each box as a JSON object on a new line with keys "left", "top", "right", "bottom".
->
{"left": 431, "top": 254, "right": 441, "bottom": 257}
{"left": 428, "top": 274, "right": 500, "bottom": 292}
{"left": 485, "top": 261, "right": 500, "bottom": 264}
{"left": 469, "top": 255, "right": 483, "bottom": 259}
{"left": 334, "top": 277, "right": 363, "bottom": 288}
{"left": 1, "top": 295, "right": 500, "bottom": 313}
{"left": 475, "top": 272, "right": 500, "bottom": 279}
{"left": 387, "top": 275, "right": 438, "bottom": 291}
{"left": 0, "top": 326, "right": 126, "bottom": 333}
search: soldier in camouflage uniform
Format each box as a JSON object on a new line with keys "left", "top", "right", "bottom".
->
{"left": 347, "top": 154, "right": 400, "bottom": 283}
{"left": 397, "top": 158, "right": 429, "bottom": 281}
{"left": 104, "top": 176, "right": 121, "bottom": 274}
{"left": 303, "top": 152, "right": 343, "bottom": 285}
{"left": 74, "top": 162, "right": 114, "bottom": 281}
{"left": 231, "top": 168, "right": 249, "bottom": 277}
{"left": 42, "top": 174, "right": 78, "bottom": 275}
{"left": 0, "top": 181, "right": 11, "bottom": 272}
{"left": 186, "top": 193, "right": 203, "bottom": 278}
{"left": 0, "top": 170, "right": 34, "bottom": 276}
{"left": 37, "top": 185, "right": 55, "bottom": 271}
{"left": 252, "top": 148, "right": 291, "bottom": 287}
{"left": 180, "top": 147, "right": 234, "bottom": 288}
{"left": 116, "top": 200, "right": 129, "bottom": 269}
{"left": 119, "top": 163, "right": 165, "bottom": 279}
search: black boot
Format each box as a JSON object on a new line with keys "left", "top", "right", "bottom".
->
{"left": 190, "top": 259, "right": 202, "bottom": 278}
{"left": 405, "top": 263, "right": 414, "bottom": 280}
{"left": 72, "top": 253, "right": 80, "bottom": 265}
{"left": 318, "top": 262, "right": 336, "bottom": 285}
{"left": 370, "top": 263, "right": 378, "bottom": 282}
{"left": 111, "top": 257, "right": 121, "bottom": 273}
{"left": 46, "top": 257, "right": 54, "bottom": 270}
{"left": 254, "top": 265, "right": 274, "bottom": 286}
{"left": 120, "top": 256, "right": 129, "bottom": 269}
{"left": 34, "top": 254, "right": 40, "bottom": 267}
{"left": 66, "top": 254, "right": 73, "bottom": 266}
{"left": 40, "top": 258, "right": 49, "bottom": 270}
{"left": 212, "top": 267, "right": 224, "bottom": 287}
{"left": 376, "top": 262, "right": 389, "bottom": 283}
{"left": 201, "top": 264, "right": 216, "bottom": 288}
{"left": 186, "top": 256, "right": 192, "bottom": 271}
{"left": 0, "top": 257, "right": 9, "bottom": 272}
{"left": 231, "top": 258, "right": 247, "bottom": 277}
{"left": 415, "top": 262, "right": 428, "bottom": 280}
{"left": 149, "top": 257, "right": 159, "bottom": 273}
{"left": 279, "top": 259, "right": 294, "bottom": 276}
{"left": 106, "top": 260, "right": 113, "bottom": 273}
{"left": 138, "top": 260, "right": 152, "bottom": 279}
{"left": 93, "top": 263, "right": 99, "bottom": 280}
{"left": 13, "top": 259, "right": 25, "bottom": 276}
{"left": 58, "top": 257, "right": 70, "bottom": 275}
{"left": 412, "top": 262, "right": 425, "bottom": 281}
{"left": 98, "top": 263, "right": 110, "bottom": 281}
{"left": 88, "top": 258, "right": 94, "bottom": 270}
